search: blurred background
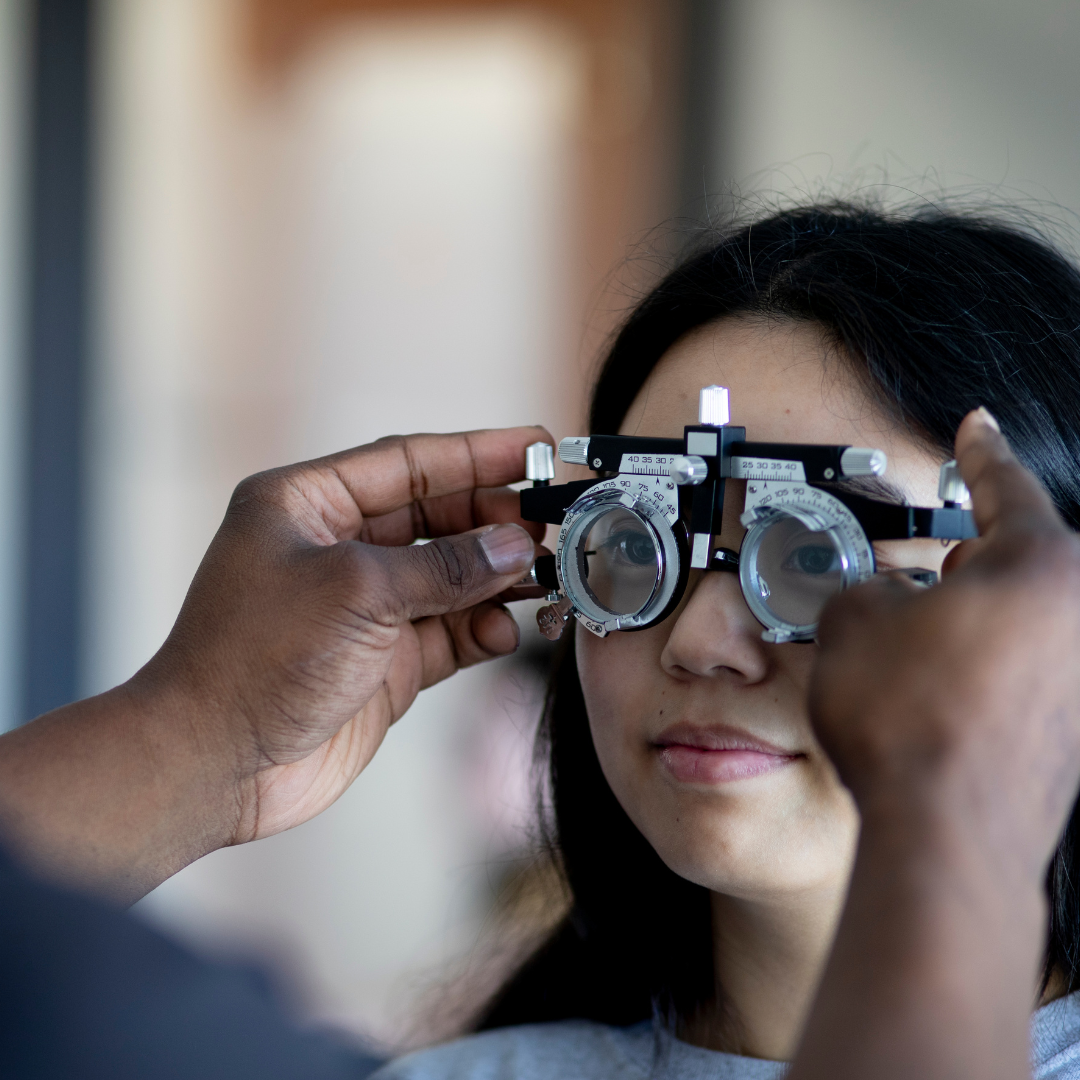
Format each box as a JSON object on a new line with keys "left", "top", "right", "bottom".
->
{"left": 1, "top": 0, "right": 1080, "bottom": 1053}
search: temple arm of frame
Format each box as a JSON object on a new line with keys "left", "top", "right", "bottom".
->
{"left": 520, "top": 480, "right": 597, "bottom": 525}
{"left": 832, "top": 490, "right": 977, "bottom": 541}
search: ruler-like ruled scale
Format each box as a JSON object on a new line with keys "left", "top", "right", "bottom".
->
{"left": 617, "top": 453, "right": 807, "bottom": 483}
{"left": 728, "top": 457, "right": 807, "bottom": 482}
{"left": 616, "top": 453, "right": 676, "bottom": 476}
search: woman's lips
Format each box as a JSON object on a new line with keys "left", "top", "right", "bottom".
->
{"left": 653, "top": 722, "right": 800, "bottom": 784}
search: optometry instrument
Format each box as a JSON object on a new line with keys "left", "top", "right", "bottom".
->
{"left": 519, "top": 386, "right": 976, "bottom": 644}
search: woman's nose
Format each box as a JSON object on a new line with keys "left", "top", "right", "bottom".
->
{"left": 660, "top": 570, "right": 770, "bottom": 683}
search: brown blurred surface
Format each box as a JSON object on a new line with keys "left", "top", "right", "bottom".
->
{"left": 244, "top": 0, "right": 687, "bottom": 426}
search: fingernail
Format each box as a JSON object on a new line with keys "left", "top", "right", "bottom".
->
{"left": 975, "top": 406, "right": 1001, "bottom": 433}
{"left": 479, "top": 524, "right": 535, "bottom": 575}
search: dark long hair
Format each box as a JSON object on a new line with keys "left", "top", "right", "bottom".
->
{"left": 479, "top": 201, "right": 1080, "bottom": 1030}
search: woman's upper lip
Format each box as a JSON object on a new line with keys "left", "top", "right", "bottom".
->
{"left": 652, "top": 721, "right": 798, "bottom": 756}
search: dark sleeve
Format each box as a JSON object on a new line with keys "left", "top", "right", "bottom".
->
{"left": 0, "top": 847, "right": 385, "bottom": 1080}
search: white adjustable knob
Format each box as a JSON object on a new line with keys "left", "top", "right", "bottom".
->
{"left": 938, "top": 459, "right": 969, "bottom": 505}
{"left": 525, "top": 442, "right": 555, "bottom": 482}
{"left": 698, "top": 385, "right": 730, "bottom": 427}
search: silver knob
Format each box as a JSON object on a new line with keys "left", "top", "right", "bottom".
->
{"left": 525, "top": 442, "right": 555, "bottom": 482}
{"left": 840, "top": 447, "right": 887, "bottom": 477}
{"left": 558, "top": 437, "right": 590, "bottom": 466}
{"left": 670, "top": 455, "right": 709, "bottom": 486}
{"left": 938, "top": 459, "right": 969, "bottom": 505}
{"left": 698, "top": 385, "right": 730, "bottom": 427}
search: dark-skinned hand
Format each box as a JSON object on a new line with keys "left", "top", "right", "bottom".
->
{"left": 793, "top": 408, "right": 1080, "bottom": 1080}
{"left": 0, "top": 427, "right": 550, "bottom": 901}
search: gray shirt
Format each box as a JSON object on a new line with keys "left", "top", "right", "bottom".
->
{"left": 373, "top": 991, "right": 1080, "bottom": 1080}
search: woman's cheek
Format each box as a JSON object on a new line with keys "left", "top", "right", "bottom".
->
{"left": 575, "top": 627, "right": 608, "bottom": 694}
{"left": 576, "top": 630, "right": 623, "bottom": 747}
{"left": 576, "top": 628, "right": 651, "bottom": 729}
{"left": 577, "top": 629, "right": 657, "bottom": 790}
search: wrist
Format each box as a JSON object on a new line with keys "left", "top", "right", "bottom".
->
{"left": 853, "top": 778, "right": 1048, "bottom": 942}
{"left": 794, "top": 784, "right": 1046, "bottom": 1080}
{"left": 127, "top": 645, "right": 269, "bottom": 846}
{"left": 0, "top": 674, "right": 245, "bottom": 904}
{"left": 118, "top": 668, "right": 248, "bottom": 843}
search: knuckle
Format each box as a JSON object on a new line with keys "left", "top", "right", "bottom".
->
{"left": 374, "top": 434, "right": 429, "bottom": 502}
{"left": 333, "top": 543, "right": 406, "bottom": 625}
{"left": 220, "top": 471, "right": 285, "bottom": 534}
{"left": 1006, "top": 528, "right": 1080, "bottom": 591}
{"left": 422, "top": 537, "right": 471, "bottom": 593}
{"left": 819, "top": 580, "right": 879, "bottom": 632}
{"left": 227, "top": 466, "right": 299, "bottom": 518}
{"left": 229, "top": 471, "right": 273, "bottom": 511}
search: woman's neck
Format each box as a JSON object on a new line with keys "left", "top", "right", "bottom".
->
{"left": 681, "top": 884, "right": 847, "bottom": 1061}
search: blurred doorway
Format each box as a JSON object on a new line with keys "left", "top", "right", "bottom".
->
{"left": 246, "top": 0, "right": 686, "bottom": 420}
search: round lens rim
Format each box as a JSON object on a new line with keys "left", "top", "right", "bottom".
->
{"left": 739, "top": 512, "right": 854, "bottom": 638}
{"left": 558, "top": 489, "right": 684, "bottom": 634}
{"left": 575, "top": 505, "right": 662, "bottom": 615}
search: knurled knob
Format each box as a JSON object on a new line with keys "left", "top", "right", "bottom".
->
{"left": 840, "top": 447, "right": 888, "bottom": 477}
{"left": 558, "top": 437, "right": 590, "bottom": 466}
{"left": 698, "top": 385, "right": 730, "bottom": 427}
{"left": 525, "top": 442, "right": 555, "bottom": 482}
{"left": 938, "top": 459, "right": 970, "bottom": 505}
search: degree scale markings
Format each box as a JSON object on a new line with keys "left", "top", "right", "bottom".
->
{"left": 618, "top": 453, "right": 676, "bottom": 476}
{"left": 729, "top": 457, "right": 807, "bottom": 482}
{"left": 617, "top": 453, "right": 807, "bottom": 484}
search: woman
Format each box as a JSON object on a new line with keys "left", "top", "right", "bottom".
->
{"left": 373, "top": 202, "right": 1080, "bottom": 1078}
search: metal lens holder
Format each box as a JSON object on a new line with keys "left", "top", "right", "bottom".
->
{"left": 519, "top": 385, "right": 977, "bottom": 642}
{"left": 738, "top": 486, "right": 875, "bottom": 643}
{"left": 557, "top": 487, "right": 683, "bottom": 636}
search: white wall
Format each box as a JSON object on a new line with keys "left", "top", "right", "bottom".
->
{"left": 722, "top": 0, "right": 1080, "bottom": 229}
{"left": 92, "top": 0, "right": 577, "bottom": 1047}
{"left": 0, "top": 0, "right": 27, "bottom": 732}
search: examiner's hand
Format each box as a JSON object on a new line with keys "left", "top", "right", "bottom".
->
{"left": 0, "top": 427, "right": 549, "bottom": 902}
{"left": 141, "top": 429, "right": 549, "bottom": 844}
{"left": 811, "top": 409, "right": 1080, "bottom": 866}
{"left": 793, "top": 409, "right": 1080, "bottom": 1080}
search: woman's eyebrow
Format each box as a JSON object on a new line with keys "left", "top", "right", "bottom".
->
{"left": 822, "top": 475, "right": 913, "bottom": 506}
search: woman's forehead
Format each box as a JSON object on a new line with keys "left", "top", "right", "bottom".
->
{"left": 618, "top": 316, "right": 945, "bottom": 507}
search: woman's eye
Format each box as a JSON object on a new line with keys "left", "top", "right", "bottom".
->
{"left": 782, "top": 544, "right": 840, "bottom": 575}
{"left": 602, "top": 529, "right": 656, "bottom": 566}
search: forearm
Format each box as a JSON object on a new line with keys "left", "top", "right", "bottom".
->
{"left": 789, "top": 793, "right": 1044, "bottom": 1080}
{"left": 0, "top": 677, "right": 241, "bottom": 905}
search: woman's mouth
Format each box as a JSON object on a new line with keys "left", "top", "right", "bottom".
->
{"left": 652, "top": 722, "right": 801, "bottom": 784}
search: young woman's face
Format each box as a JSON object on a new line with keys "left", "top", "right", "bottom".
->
{"left": 577, "top": 317, "right": 952, "bottom": 902}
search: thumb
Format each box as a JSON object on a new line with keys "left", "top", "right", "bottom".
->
{"left": 954, "top": 407, "right": 1060, "bottom": 541}
{"left": 365, "top": 522, "right": 536, "bottom": 622}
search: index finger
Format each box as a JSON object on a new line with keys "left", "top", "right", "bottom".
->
{"left": 282, "top": 427, "right": 554, "bottom": 542}
{"left": 954, "top": 408, "right": 1062, "bottom": 540}
{"left": 359, "top": 487, "right": 547, "bottom": 547}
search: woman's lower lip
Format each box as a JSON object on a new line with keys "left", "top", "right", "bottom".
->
{"left": 657, "top": 745, "right": 797, "bottom": 784}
